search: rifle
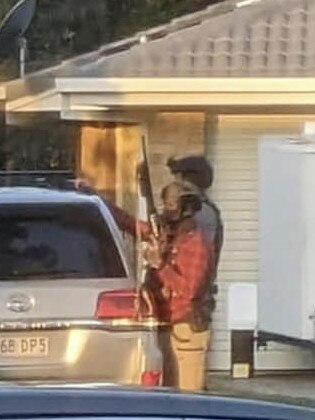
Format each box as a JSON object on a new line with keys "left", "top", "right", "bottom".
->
{"left": 138, "top": 136, "right": 160, "bottom": 238}
{"left": 134, "top": 137, "right": 160, "bottom": 318}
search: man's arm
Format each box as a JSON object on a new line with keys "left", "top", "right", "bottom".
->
{"left": 107, "top": 202, "right": 150, "bottom": 239}
{"left": 74, "top": 178, "right": 150, "bottom": 239}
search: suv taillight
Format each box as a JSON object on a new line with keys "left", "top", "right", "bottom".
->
{"left": 95, "top": 288, "right": 155, "bottom": 319}
{"left": 141, "top": 370, "right": 162, "bottom": 386}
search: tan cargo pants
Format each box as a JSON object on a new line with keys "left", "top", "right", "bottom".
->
{"left": 161, "top": 322, "right": 210, "bottom": 391}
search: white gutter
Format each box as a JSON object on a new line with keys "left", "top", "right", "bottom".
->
{"left": 57, "top": 77, "right": 315, "bottom": 93}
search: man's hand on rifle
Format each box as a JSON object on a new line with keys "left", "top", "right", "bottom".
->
{"left": 143, "top": 235, "right": 162, "bottom": 269}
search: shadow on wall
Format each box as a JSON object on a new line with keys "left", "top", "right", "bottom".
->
{"left": 78, "top": 122, "right": 140, "bottom": 213}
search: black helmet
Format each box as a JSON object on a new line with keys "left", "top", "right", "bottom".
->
{"left": 167, "top": 155, "right": 213, "bottom": 190}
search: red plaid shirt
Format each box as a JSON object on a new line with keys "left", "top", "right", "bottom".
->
{"left": 108, "top": 203, "right": 214, "bottom": 323}
{"left": 154, "top": 221, "right": 214, "bottom": 322}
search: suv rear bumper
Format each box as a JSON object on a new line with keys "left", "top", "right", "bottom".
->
{"left": 0, "top": 323, "right": 163, "bottom": 384}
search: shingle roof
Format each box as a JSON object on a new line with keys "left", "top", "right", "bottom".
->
{"left": 72, "top": 0, "right": 315, "bottom": 77}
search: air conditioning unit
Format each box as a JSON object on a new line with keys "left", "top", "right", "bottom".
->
{"left": 258, "top": 136, "right": 315, "bottom": 341}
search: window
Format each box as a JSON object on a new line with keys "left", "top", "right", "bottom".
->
{"left": 0, "top": 203, "right": 126, "bottom": 279}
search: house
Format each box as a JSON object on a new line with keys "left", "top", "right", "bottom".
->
{"left": 2, "top": 0, "right": 315, "bottom": 373}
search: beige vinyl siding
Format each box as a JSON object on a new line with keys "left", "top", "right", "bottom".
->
{"left": 207, "top": 115, "right": 315, "bottom": 371}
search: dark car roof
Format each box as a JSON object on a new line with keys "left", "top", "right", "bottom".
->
{"left": 0, "top": 386, "right": 313, "bottom": 420}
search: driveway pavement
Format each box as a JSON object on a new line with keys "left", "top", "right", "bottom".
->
{"left": 207, "top": 373, "right": 315, "bottom": 406}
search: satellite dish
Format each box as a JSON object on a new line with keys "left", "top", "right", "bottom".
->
{"left": 0, "top": 0, "right": 36, "bottom": 78}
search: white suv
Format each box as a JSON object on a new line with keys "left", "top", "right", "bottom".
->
{"left": 0, "top": 186, "right": 162, "bottom": 385}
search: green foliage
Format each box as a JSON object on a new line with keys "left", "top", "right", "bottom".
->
{"left": 1, "top": 122, "right": 78, "bottom": 171}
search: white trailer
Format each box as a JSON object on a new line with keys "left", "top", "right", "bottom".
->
{"left": 258, "top": 136, "right": 315, "bottom": 344}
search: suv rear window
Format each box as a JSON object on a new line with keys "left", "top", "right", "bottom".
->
{"left": 0, "top": 202, "right": 126, "bottom": 280}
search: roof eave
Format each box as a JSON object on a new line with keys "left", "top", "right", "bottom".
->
{"left": 6, "top": 77, "right": 315, "bottom": 122}
{"left": 56, "top": 77, "right": 315, "bottom": 111}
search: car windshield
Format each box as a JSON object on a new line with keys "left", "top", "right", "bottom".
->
{"left": 0, "top": 203, "right": 126, "bottom": 279}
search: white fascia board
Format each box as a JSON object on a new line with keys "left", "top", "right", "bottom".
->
{"left": 6, "top": 89, "right": 61, "bottom": 113}
{"left": 56, "top": 78, "right": 315, "bottom": 108}
{"left": 60, "top": 91, "right": 315, "bottom": 108}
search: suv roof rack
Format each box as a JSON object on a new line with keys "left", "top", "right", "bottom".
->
{"left": 0, "top": 170, "right": 77, "bottom": 191}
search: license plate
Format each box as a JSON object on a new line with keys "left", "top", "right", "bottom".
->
{"left": 0, "top": 337, "right": 49, "bottom": 357}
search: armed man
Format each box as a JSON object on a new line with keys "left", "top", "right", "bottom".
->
{"left": 143, "top": 180, "right": 215, "bottom": 391}
{"left": 153, "top": 154, "right": 223, "bottom": 390}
